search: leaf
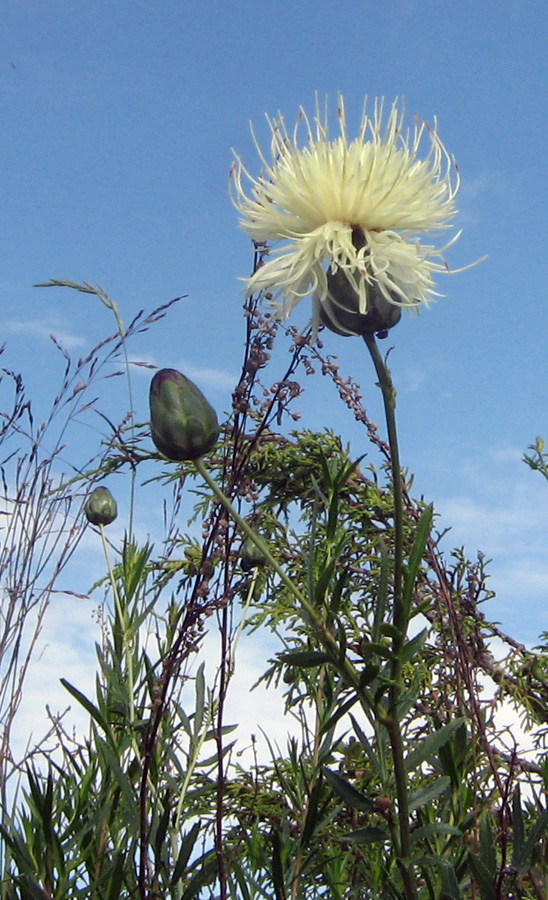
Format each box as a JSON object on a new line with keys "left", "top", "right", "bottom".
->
{"left": 60, "top": 679, "right": 108, "bottom": 732}
{"left": 379, "top": 622, "right": 404, "bottom": 641}
{"left": 345, "top": 826, "right": 390, "bottom": 844}
{"left": 320, "top": 694, "right": 359, "bottom": 735}
{"left": 153, "top": 796, "right": 172, "bottom": 865}
{"left": 411, "top": 823, "right": 462, "bottom": 842}
{"left": 516, "top": 807, "right": 548, "bottom": 872}
{"left": 408, "top": 776, "right": 451, "bottom": 812}
{"left": 94, "top": 736, "right": 137, "bottom": 814}
{"left": 511, "top": 785, "right": 524, "bottom": 868}
{"left": 322, "top": 768, "right": 375, "bottom": 813}
{"left": 400, "top": 628, "right": 428, "bottom": 666}
{"left": 359, "top": 642, "right": 393, "bottom": 661}
{"left": 172, "top": 821, "right": 201, "bottom": 885}
{"left": 279, "top": 650, "right": 332, "bottom": 667}
{"left": 0, "top": 823, "right": 36, "bottom": 874}
{"left": 301, "top": 780, "right": 323, "bottom": 845}
{"left": 404, "top": 719, "right": 466, "bottom": 773}
{"left": 467, "top": 851, "right": 497, "bottom": 900}
{"left": 105, "top": 851, "right": 126, "bottom": 900}
{"left": 402, "top": 504, "right": 433, "bottom": 621}
{"left": 372, "top": 540, "right": 390, "bottom": 643}
{"left": 194, "top": 662, "right": 205, "bottom": 734}
{"left": 438, "top": 861, "right": 463, "bottom": 900}
{"left": 271, "top": 830, "right": 287, "bottom": 900}
{"left": 349, "top": 715, "right": 379, "bottom": 770}
{"left": 479, "top": 814, "right": 496, "bottom": 878}
{"left": 314, "top": 556, "right": 339, "bottom": 605}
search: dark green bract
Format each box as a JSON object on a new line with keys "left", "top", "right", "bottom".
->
{"left": 149, "top": 368, "right": 219, "bottom": 461}
{"left": 85, "top": 486, "right": 118, "bottom": 526}
{"left": 240, "top": 536, "right": 268, "bottom": 572}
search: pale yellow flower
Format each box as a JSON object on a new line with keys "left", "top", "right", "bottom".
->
{"left": 231, "top": 96, "right": 462, "bottom": 334}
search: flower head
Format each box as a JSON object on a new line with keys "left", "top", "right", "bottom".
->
{"left": 231, "top": 95, "right": 461, "bottom": 335}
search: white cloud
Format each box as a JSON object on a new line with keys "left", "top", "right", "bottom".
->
{"left": 433, "top": 453, "right": 548, "bottom": 642}
{"left": 175, "top": 362, "right": 237, "bottom": 393}
{"left": 5, "top": 318, "right": 86, "bottom": 349}
{"left": 126, "top": 354, "right": 237, "bottom": 393}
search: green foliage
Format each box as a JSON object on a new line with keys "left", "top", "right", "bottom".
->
{"left": 2, "top": 288, "right": 548, "bottom": 900}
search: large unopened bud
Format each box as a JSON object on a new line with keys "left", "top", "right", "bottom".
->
{"left": 85, "top": 486, "right": 118, "bottom": 526}
{"left": 321, "top": 267, "right": 402, "bottom": 338}
{"left": 149, "top": 368, "right": 219, "bottom": 461}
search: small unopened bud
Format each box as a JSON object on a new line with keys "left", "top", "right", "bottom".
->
{"left": 149, "top": 368, "right": 219, "bottom": 461}
{"left": 240, "top": 537, "right": 268, "bottom": 572}
{"left": 374, "top": 794, "right": 392, "bottom": 814}
{"left": 85, "top": 486, "right": 118, "bottom": 526}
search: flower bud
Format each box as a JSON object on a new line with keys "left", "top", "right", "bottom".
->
{"left": 85, "top": 486, "right": 118, "bottom": 526}
{"left": 240, "top": 536, "right": 268, "bottom": 572}
{"left": 321, "top": 268, "right": 402, "bottom": 338}
{"left": 149, "top": 368, "right": 219, "bottom": 461}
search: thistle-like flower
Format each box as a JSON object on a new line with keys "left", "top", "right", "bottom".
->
{"left": 231, "top": 95, "right": 462, "bottom": 336}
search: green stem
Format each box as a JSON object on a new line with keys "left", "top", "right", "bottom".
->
{"left": 109, "top": 303, "right": 136, "bottom": 541}
{"left": 194, "top": 457, "right": 307, "bottom": 609}
{"left": 362, "top": 334, "right": 404, "bottom": 634}
{"left": 192, "top": 457, "right": 364, "bottom": 695}
{"left": 99, "top": 525, "right": 137, "bottom": 738}
{"left": 363, "top": 333, "right": 417, "bottom": 900}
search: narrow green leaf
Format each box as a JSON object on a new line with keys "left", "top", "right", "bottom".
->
{"left": 372, "top": 540, "right": 390, "bottom": 643}
{"left": 301, "top": 780, "right": 322, "bottom": 845}
{"left": 346, "top": 826, "right": 390, "bottom": 844}
{"left": 153, "top": 796, "right": 172, "bottom": 864}
{"left": 271, "top": 830, "right": 287, "bottom": 900}
{"left": 326, "top": 485, "right": 339, "bottom": 542}
{"left": 411, "top": 823, "right": 462, "bottom": 842}
{"left": 232, "top": 861, "right": 252, "bottom": 900}
{"left": 61, "top": 678, "right": 108, "bottom": 732}
{"left": 400, "top": 628, "right": 429, "bottom": 666}
{"left": 194, "top": 662, "right": 205, "bottom": 734}
{"left": 479, "top": 814, "right": 496, "bottom": 878}
{"left": 314, "top": 556, "right": 338, "bottom": 605}
{"left": 359, "top": 642, "right": 393, "bottom": 661}
{"left": 0, "top": 824, "right": 36, "bottom": 874}
{"left": 320, "top": 694, "right": 359, "bottom": 735}
{"left": 467, "top": 851, "right": 497, "bottom": 900}
{"left": 517, "top": 808, "right": 548, "bottom": 871}
{"left": 379, "top": 622, "right": 404, "bottom": 641}
{"left": 438, "top": 861, "right": 463, "bottom": 900}
{"left": 511, "top": 785, "right": 524, "bottom": 868}
{"left": 180, "top": 854, "right": 218, "bottom": 900}
{"left": 404, "top": 719, "right": 466, "bottom": 773}
{"left": 322, "top": 768, "right": 375, "bottom": 813}
{"left": 279, "top": 650, "right": 332, "bottom": 667}
{"left": 106, "top": 851, "right": 126, "bottom": 900}
{"left": 349, "top": 715, "right": 379, "bottom": 772}
{"left": 408, "top": 776, "right": 451, "bottom": 811}
{"left": 402, "top": 504, "right": 433, "bottom": 620}
{"left": 172, "top": 821, "right": 201, "bottom": 885}
{"left": 95, "top": 736, "right": 136, "bottom": 813}
{"left": 358, "top": 663, "right": 381, "bottom": 688}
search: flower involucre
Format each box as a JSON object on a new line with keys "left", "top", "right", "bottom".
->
{"left": 231, "top": 95, "right": 462, "bottom": 335}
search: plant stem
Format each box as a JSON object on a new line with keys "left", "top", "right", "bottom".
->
{"left": 192, "top": 457, "right": 365, "bottom": 695}
{"left": 99, "top": 525, "right": 137, "bottom": 735}
{"left": 363, "top": 333, "right": 417, "bottom": 900}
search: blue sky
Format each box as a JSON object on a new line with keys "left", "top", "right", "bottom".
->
{"left": 2, "top": 0, "right": 548, "bottom": 677}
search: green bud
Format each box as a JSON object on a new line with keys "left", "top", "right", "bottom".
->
{"left": 85, "top": 486, "right": 118, "bottom": 526}
{"left": 240, "top": 536, "right": 268, "bottom": 572}
{"left": 321, "top": 267, "right": 401, "bottom": 338}
{"left": 149, "top": 368, "right": 219, "bottom": 461}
